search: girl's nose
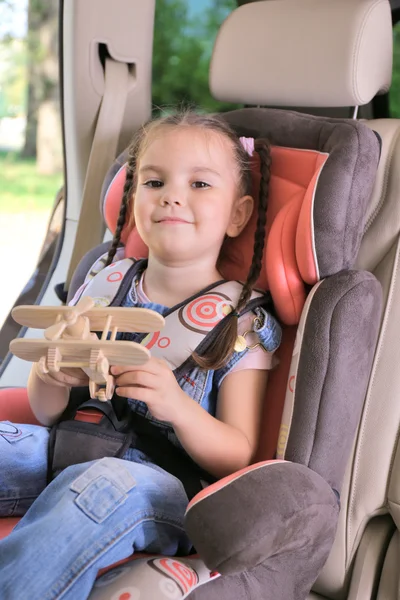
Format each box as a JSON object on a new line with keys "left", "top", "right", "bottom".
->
{"left": 160, "top": 190, "right": 186, "bottom": 206}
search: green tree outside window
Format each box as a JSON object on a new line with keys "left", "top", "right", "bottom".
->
{"left": 152, "top": 0, "right": 241, "bottom": 114}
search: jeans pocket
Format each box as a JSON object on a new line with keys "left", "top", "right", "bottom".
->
{"left": 0, "top": 422, "right": 34, "bottom": 444}
{"left": 70, "top": 458, "right": 136, "bottom": 524}
{"left": 74, "top": 475, "right": 131, "bottom": 524}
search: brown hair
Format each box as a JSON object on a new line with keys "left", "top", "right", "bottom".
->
{"left": 106, "top": 110, "right": 272, "bottom": 370}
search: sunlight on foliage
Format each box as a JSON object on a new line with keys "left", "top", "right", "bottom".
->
{"left": 152, "top": 0, "right": 240, "bottom": 114}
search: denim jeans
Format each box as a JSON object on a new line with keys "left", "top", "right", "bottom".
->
{"left": 0, "top": 422, "right": 191, "bottom": 600}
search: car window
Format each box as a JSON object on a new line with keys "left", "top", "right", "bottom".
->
{"left": 152, "top": 0, "right": 240, "bottom": 113}
{"left": 0, "top": 0, "right": 63, "bottom": 329}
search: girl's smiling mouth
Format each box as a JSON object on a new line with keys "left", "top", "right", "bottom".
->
{"left": 156, "top": 217, "right": 193, "bottom": 224}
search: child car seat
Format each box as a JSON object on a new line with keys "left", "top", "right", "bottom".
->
{"left": 72, "top": 114, "right": 382, "bottom": 600}
{"left": 0, "top": 0, "right": 393, "bottom": 599}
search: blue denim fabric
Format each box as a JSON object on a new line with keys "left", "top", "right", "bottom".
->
{"left": 0, "top": 424, "right": 191, "bottom": 600}
{"left": 120, "top": 274, "right": 282, "bottom": 448}
{"left": 0, "top": 274, "right": 281, "bottom": 599}
{"left": 0, "top": 421, "right": 49, "bottom": 517}
{"left": 253, "top": 306, "right": 283, "bottom": 351}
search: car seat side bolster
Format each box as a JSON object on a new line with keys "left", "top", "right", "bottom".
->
{"left": 284, "top": 270, "right": 382, "bottom": 493}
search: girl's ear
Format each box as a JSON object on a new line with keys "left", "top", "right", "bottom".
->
{"left": 226, "top": 194, "right": 254, "bottom": 238}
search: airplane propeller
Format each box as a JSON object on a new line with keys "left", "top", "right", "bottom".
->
{"left": 44, "top": 296, "right": 95, "bottom": 340}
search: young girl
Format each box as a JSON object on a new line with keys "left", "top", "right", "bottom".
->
{"left": 0, "top": 111, "right": 281, "bottom": 599}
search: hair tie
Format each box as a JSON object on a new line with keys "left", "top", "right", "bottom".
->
{"left": 239, "top": 136, "right": 255, "bottom": 157}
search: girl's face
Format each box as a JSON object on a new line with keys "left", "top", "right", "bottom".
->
{"left": 133, "top": 126, "right": 253, "bottom": 265}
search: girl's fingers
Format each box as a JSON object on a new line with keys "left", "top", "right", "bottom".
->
{"left": 115, "top": 386, "right": 152, "bottom": 403}
{"left": 111, "top": 357, "right": 168, "bottom": 377}
{"left": 36, "top": 372, "right": 68, "bottom": 387}
{"left": 114, "top": 371, "right": 156, "bottom": 390}
{"left": 60, "top": 367, "right": 88, "bottom": 380}
{"left": 40, "top": 370, "right": 87, "bottom": 388}
{"left": 57, "top": 369, "right": 88, "bottom": 385}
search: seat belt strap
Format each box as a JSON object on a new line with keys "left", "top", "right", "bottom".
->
{"left": 65, "top": 57, "right": 130, "bottom": 289}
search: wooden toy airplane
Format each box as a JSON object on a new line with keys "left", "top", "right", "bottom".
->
{"left": 9, "top": 297, "right": 165, "bottom": 402}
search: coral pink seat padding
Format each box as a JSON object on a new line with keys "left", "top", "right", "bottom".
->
{"left": 103, "top": 147, "right": 328, "bottom": 326}
{"left": 0, "top": 518, "right": 19, "bottom": 540}
{"left": 0, "top": 147, "right": 328, "bottom": 543}
{"left": 0, "top": 388, "right": 39, "bottom": 426}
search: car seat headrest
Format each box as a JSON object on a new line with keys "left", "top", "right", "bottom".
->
{"left": 101, "top": 108, "right": 380, "bottom": 325}
{"left": 210, "top": 0, "right": 392, "bottom": 108}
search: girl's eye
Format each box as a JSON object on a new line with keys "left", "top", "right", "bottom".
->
{"left": 192, "top": 181, "right": 210, "bottom": 189}
{"left": 143, "top": 179, "right": 163, "bottom": 188}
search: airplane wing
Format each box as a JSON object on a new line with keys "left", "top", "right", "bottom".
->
{"left": 11, "top": 306, "right": 164, "bottom": 333}
{"left": 9, "top": 338, "right": 150, "bottom": 365}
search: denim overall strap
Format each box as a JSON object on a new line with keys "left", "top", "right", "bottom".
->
{"left": 174, "top": 292, "right": 274, "bottom": 380}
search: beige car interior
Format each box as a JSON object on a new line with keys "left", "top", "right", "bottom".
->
{"left": 212, "top": 1, "right": 399, "bottom": 595}
{"left": 2, "top": 0, "right": 399, "bottom": 596}
{"left": 223, "top": 1, "right": 400, "bottom": 598}
{"left": 194, "top": 0, "right": 400, "bottom": 597}
{"left": 57, "top": 0, "right": 400, "bottom": 597}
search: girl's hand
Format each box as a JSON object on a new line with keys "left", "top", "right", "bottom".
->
{"left": 34, "top": 331, "right": 98, "bottom": 388}
{"left": 111, "top": 357, "right": 187, "bottom": 424}
{"left": 34, "top": 358, "right": 89, "bottom": 388}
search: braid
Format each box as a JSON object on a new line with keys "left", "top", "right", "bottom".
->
{"left": 236, "top": 138, "right": 271, "bottom": 313}
{"left": 193, "top": 137, "right": 272, "bottom": 371}
{"left": 105, "top": 161, "right": 135, "bottom": 267}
